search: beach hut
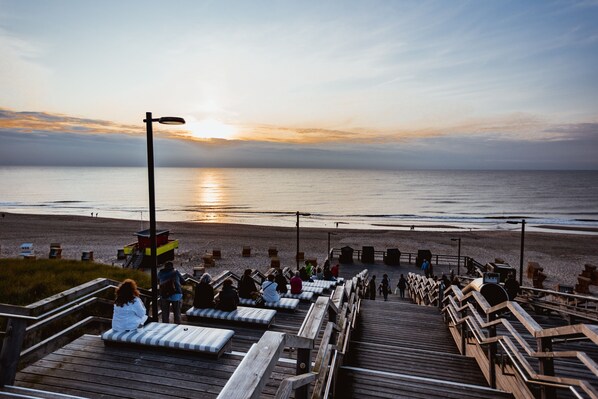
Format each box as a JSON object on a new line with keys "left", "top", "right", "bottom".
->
{"left": 123, "top": 229, "right": 178, "bottom": 269}
{"left": 361, "top": 246, "right": 375, "bottom": 264}
{"left": 384, "top": 248, "right": 401, "bottom": 266}
{"left": 19, "top": 243, "right": 34, "bottom": 258}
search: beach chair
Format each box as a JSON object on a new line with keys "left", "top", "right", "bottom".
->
{"left": 286, "top": 284, "right": 324, "bottom": 295}
{"left": 101, "top": 322, "right": 234, "bottom": 359}
{"left": 238, "top": 297, "right": 300, "bottom": 311}
{"left": 186, "top": 306, "right": 276, "bottom": 328}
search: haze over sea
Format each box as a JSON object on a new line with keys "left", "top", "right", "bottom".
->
{"left": 1, "top": 167, "right": 597, "bottom": 233}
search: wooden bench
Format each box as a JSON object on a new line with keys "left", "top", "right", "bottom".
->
{"left": 186, "top": 306, "right": 276, "bottom": 328}
{"left": 238, "top": 297, "right": 300, "bottom": 311}
{"left": 281, "top": 291, "right": 314, "bottom": 301}
{"left": 101, "top": 322, "right": 234, "bottom": 358}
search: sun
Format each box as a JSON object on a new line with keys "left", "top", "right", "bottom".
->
{"left": 187, "top": 118, "right": 237, "bottom": 140}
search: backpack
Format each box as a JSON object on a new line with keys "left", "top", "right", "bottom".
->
{"left": 159, "top": 277, "right": 177, "bottom": 298}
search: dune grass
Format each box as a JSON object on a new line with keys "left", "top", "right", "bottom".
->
{"left": 0, "top": 259, "right": 151, "bottom": 306}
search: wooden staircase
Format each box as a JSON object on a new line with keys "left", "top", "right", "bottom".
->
{"left": 338, "top": 298, "right": 514, "bottom": 398}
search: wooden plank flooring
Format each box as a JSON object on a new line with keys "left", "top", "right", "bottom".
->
{"left": 340, "top": 295, "right": 514, "bottom": 399}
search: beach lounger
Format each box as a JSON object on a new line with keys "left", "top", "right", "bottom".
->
{"left": 281, "top": 291, "right": 314, "bottom": 301}
{"left": 186, "top": 306, "right": 276, "bottom": 328}
{"left": 306, "top": 280, "right": 338, "bottom": 289}
{"left": 286, "top": 284, "right": 324, "bottom": 295}
{"left": 101, "top": 322, "right": 234, "bottom": 358}
{"left": 238, "top": 297, "right": 300, "bottom": 311}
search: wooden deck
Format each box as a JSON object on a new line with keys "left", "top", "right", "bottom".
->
{"left": 10, "top": 299, "right": 317, "bottom": 399}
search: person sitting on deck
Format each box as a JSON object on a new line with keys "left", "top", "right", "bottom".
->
{"left": 275, "top": 270, "right": 288, "bottom": 294}
{"left": 331, "top": 263, "right": 339, "bottom": 278}
{"left": 305, "top": 260, "right": 314, "bottom": 278}
{"left": 262, "top": 274, "right": 280, "bottom": 303}
{"left": 315, "top": 267, "right": 323, "bottom": 280}
{"left": 112, "top": 279, "right": 148, "bottom": 332}
{"left": 193, "top": 273, "right": 215, "bottom": 309}
{"left": 238, "top": 268, "right": 260, "bottom": 299}
{"left": 217, "top": 279, "right": 239, "bottom": 311}
{"left": 299, "top": 266, "right": 311, "bottom": 282}
{"left": 504, "top": 273, "right": 520, "bottom": 301}
{"left": 290, "top": 271, "right": 303, "bottom": 294}
{"left": 323, "top": 262, "right": 335, "bottom": 281}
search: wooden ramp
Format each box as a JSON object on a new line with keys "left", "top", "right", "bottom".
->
{"left": 338, "top": 299, "right": 514, "bottom": 399}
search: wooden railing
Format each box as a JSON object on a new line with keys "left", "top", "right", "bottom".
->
{"left": 218, "top": 269, "right": 368, "bottom": 399}
{"left": 408, "top": 272, "right": 598, "bottom": 399}
{"left": 0, "top": 278, "right": 154, "bottom": 387}
{"left": 330, "top": 248, "right": 464, "bottom": 268}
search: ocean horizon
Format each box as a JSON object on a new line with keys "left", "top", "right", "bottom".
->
{"left": 1, "top": 166, "right": 597, "bottom": 234}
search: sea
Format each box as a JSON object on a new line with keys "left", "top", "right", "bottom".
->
{"left": 1, "top": 167, "right": 597, "bottom": 234}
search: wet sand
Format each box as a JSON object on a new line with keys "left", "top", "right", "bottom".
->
{"left": 0, "top": 212, "right": 596, "bottom": 290}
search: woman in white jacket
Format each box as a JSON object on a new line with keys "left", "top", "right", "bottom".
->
{"left": 112, "top": 279, "right": 148, "bottom": 332}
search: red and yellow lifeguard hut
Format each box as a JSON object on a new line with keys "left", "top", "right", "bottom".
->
{"left": 123, "top": 229, "right": 179, "bottom": 269}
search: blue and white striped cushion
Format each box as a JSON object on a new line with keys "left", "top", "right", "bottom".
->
{"left": 185, "top": 306, "right": 276, "bottom": 325}
{"left": 281, "top": 291, "right": 314, "bottom": 301}
{"left": 286, "top": 285, "right": 324, "bottom": 294}
{"left": 101, "top": 322, "right": 234, "bottom": 354}
{"left": 308, "top": 280, "right": 337, "bottom": 289}
{"left": 238, "top": 297, "right": 300, "bottom": 310}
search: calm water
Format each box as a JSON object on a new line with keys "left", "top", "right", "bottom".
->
{"left": 1, "top": 167, "right": 597, "bottom": 232}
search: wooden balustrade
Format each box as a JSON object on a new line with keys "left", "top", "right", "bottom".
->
{"left": 412, "top": 271, "right": 598, "bottom": 399}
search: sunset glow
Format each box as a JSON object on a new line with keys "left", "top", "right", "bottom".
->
{"left": 186, "top": 118, "right": 238, "bottom": 141}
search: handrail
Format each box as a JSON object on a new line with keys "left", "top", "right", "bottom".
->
{"left": 411, "top": 271, "right": 598, "bottom": 399}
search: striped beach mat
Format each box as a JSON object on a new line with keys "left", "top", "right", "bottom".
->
{"left": 238, "top": 297, "right": 300, "bottom": 310}
{"left": 101, "top": 322, "right": 234, "bottom": 354}
{"left": 286, "top": 284, "right": 324, "bottom": 294}
{"left": 281, "top": 291, "right": 314, "bottom": 301}
{"left": 186, "top": 306, "right": 276, "bottom": 326}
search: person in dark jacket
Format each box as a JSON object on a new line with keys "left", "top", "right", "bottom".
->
{"left": 397, "top": 274, "right": 407, "bottom": 299}
{"left": 157, "top": 262, "right": 185, "bottom": 324}
{"left": 217, "top": 279, "right": 239, "bottom": 311}
{"left": 380, "top": 274, "right": 390, "bottom": 301}
{"left": 193, "top": 273, "right": 215, "bottom": 309}
{"left": 504, "top": 273, "right": 520, "bottom": 301}
{"left": 238, "top": 268, "right": 259, "bottom": 299}
{"left": 368, "top": 275, "right": 376, "bottom": 300}
{"left": 275, "top": 270, "right": 288, "bottom": 294}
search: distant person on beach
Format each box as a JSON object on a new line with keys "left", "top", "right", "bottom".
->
{"left": 193, "top": 273, "right": 215, "bottom": 309}
{"left": 239, "top": 268, "right": 259, "bottom": 299}
{"left": 290, "top": 271, "right": 303, "bottom": 294}
{"left": 112, "top": 279, "right": 148, "bottom": 332}
{"left": 380, "top": 274, "right": 390, "bottom": 301}
{"left": 397, "top": 274, "right": 407, "bottom": 299}
{"left": 158, "top": 262, "right": 185, "bottom": 324}
{"left": 368, "top": 275, "right": 376, "bottom": 300}
{"left": 217, "top": 279, "right": 239, "bottom": 311}
{"left": 262, "top": 274, "right": 280, "bottom": 303}
{"left": 504, "top": 273, "right": 520, "bottom": 301}
{"left": 275, "top": 269, "right": 288, "bottom": 294}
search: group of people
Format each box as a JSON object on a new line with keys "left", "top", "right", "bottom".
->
{"left": 299, "top": 260, "right": 339, "bottom": 282}
{"left": 367, "top": 273, "right": 408, "bottom": 301}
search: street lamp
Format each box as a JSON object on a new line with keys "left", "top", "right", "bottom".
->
{"left": 144, "top": 112, "right": 185, "bottom": 321}
{"left": 451, "top": 238, "right": 461, "bottom": 276}
{"left": 506, "top": 219, "right": 526, "bottom": 286}
{"left": 327, "top": 232, "right": 338, "bottom": 260}
{"left": 296, "top": 211, "right": 311, "bottom": 269}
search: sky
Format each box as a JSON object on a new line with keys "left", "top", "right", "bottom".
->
{"left": 0, "top": 0, "right": 597, "bottom": 169}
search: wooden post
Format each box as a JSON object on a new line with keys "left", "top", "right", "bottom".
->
{"left": 0, "top": 317, "right": 28, "bottom": 387}
{"left": 537, "top": 337, "right": 556, "bottom": 399}
{"left": 296, "top": 348, "right": 311, "bottom": 399}
{"left": 487, "top": 312, "right": 497, "bottom": 389}
{"left": 460, "top": 305, "right": 467, "bottom": 355}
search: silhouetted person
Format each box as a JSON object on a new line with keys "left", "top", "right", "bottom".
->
{"left": 504, "top": 273, "right": 520, "bottom": 301}
{"left": 368, "top": 275, "right": 376, "bottom": 300}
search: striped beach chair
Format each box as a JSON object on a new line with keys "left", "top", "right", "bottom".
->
{"left": 238, "top": 297, "right": 300, "bottom": 311}
{"left": 186, "top": 306, "right": 276, "bottom": 328}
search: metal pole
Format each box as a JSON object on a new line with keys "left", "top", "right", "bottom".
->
{"left": 519, "top": 219, "right": 525, "bottom": 286}
{"left": 296, "top": 211, "right": 300, "bottom": 270}
{"left": 145, "top": 112, "right": 159, "bottom": 321}
{"left": 457, "top": 238, "right": 461, "bottom": 276}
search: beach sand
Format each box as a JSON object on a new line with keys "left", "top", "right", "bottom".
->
{"left": 0, "top": 212, "right": 596, "bottom": 290}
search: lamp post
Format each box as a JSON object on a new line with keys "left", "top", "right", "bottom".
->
{"left": 507, "top": 219, "right": 526, "bottom": 286}
{"left": 327, "top": 232, "right": 337, "bottom": 260}
{"left": 144, "top": 112, "right": 185, "bottom": 321}
{"left": 296, "top": 211, "right": 311, "bottom": 269}
{"left": 451, "top": 238, "right": 461, "bottom": 276}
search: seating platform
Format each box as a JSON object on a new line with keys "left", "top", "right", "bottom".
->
{"left": 238, "top": 297, "right": 300, "bottom": 311}
{"left": 281, "top": 291, "right": 314, "bottom": 301}
{"left": 286, "top": 284, "right": 324, "bottom": 295}
{"left": 186, "top": 306, "right": 276, "bottom": 327}
{"left": 101, "top": 322, "right": 234, "bottom": 358}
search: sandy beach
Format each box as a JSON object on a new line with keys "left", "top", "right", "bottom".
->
{"left": 0, "top": 212, "right": 596, "bottom": 290}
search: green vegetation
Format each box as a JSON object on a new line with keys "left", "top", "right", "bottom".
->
{"left": 0, "top": 259, "right": 151, "bottom": 306}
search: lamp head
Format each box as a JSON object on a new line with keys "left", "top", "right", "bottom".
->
{"left": 158, "top": 116, "right": 185, "bottom": 125}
